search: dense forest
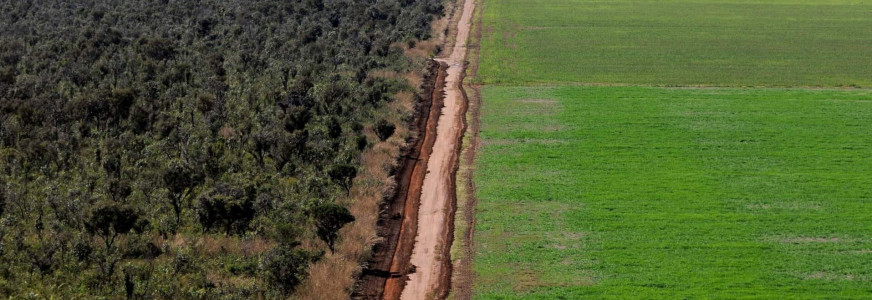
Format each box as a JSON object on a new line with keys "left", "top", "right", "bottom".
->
{"left": 0, "top": 0, "right": 443, "bottom": 297}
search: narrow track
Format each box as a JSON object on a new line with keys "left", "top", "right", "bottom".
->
{"left": 353, "top": 0, "right": 474, "bottom": 297}
{"left": 400, "top": 0, "right": 476, "bottom": 297}
{"left": 353, "top": 60, "right": 446, "bottom": 300}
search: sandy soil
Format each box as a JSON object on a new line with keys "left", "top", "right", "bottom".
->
{"left": 399, "top": 0, "right": 476, "bottom": 297}
{"left": 379, "top": 62, "right": 447, "bottom": 300}
{"left": 354, "top": 60, "right": 446, "bottom": 300}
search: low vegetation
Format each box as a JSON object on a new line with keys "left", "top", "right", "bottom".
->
{"left": 478, "top": 0, "right": 872, "bottom": 86}
{"left": 0, "top": 0, "right": 444, "bottom": 297}
{"left": 470, "top": 0, "right": 872, "bottom": 298}
{"left": 474, "top": 86, "right": 872, "bottom": 298}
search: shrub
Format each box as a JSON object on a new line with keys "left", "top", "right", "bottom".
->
{"left": 260, "top": 244, "right": 321, "bottom": 295}
{"left": 196, "top": 183, "right": 256, "bottom": 235}
{"left": 72, "top": 240, "right": 94, "bottom": 262}
{"left": 375, "top": 119, "right": 396, "bottom": 141}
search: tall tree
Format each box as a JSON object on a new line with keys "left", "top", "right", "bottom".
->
{"left": 312, "top": 203, "right": 355, "bottom": 253}
{"left": 328, "top": 164, "right": 357, "bottom": 196}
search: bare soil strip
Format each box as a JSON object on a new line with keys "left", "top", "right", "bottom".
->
{"left": 385, "top": 60, "right": 451, "bottom": 300}
{"left": 353, "top": 0, "right": 474, "bottom": 297}
{"left": 400, "top": 0, "right": 476, "bottom": 297}
{"left": 353, "top": 60, "right": 446, "bottom": 299}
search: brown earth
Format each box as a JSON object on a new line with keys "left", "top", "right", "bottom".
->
{"left": 400, "top": 0, "right": 476, "bottom": 297}
{"left": 352, "top": 60, "right": 447, "bottom": 300}
{"left": 385, "top": 59, "right": 449, "bottom": 300}
{"left": 353, "top": 0, "right": 475, "bottom": 297}
{"left": 400, "top": 62, "right": 466, "bottom": 300}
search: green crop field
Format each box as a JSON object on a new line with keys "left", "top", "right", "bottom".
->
{"left": 473, "top": 86, "right": 872, "bottom": 298}
{"left": 471, "top": 0, "right": 872, "bottom": 298}
{"left": 478, "top": 0, "right": 872, "bottom": 86}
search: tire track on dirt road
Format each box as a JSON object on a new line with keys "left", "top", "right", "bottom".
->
{"left": 352, "top": 0, "right": 474, "bottom": 297}
{"left": 353, "top": 59, "right": 445, "bottom": 300}
{"left": 400, "top": 0, "right": 475, "bottom": 297}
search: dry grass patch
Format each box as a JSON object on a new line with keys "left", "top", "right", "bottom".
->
{"left": 294, "top": 41, "right": 431, "bottom": 299}
{"left": 517, "top": 98, "right": 557, "bottom": 105}
{"left": 802, "top": 271, "right": 868, "bottom": 281}
{"left": 511, "top": 263, "right": 596, "bottom": 293}
{"left": 781, "top": 237, "right": 848, "bottom": 244}
{"left": 481, "top": 138, "right": 566, "bottom": 146}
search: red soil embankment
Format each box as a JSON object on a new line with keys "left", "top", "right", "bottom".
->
{"left": 353, "top": 60, "right": 447, "bottom": 300}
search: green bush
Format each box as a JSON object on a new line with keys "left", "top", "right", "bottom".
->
{"left": 375, "top": 119, "right": 397, "bottom": 141}
{"left": 261, "top": 244, "right": 322, "bottom": 296}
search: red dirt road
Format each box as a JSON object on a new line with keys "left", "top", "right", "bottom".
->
{"left": 400, "top": 0, "right": 475, "bottom": 297}
{"left": 353, "top": 60, "right": 446, "bottom": 300}
{"left": 352, "top": 0, "right": 474, "bottom": 297}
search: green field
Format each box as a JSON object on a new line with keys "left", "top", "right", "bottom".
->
{"left": 479, "top": 0, "right": 872, "bottom": 86}
{"left": 474, "top": 86, "right": 872, "bottom": 298}
{"left": 471, "top": 0, "right": 872, "bottom": 298}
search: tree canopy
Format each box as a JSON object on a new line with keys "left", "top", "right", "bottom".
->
{"left": 0, "top": 0, "right": 443, "bottom": 297}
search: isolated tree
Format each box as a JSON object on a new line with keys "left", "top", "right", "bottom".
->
{"left": 139, "top": 37, "right": 175, "bottom": 60}
{"left": 30, "top": 243, "right": 60, "bottom": 278}
{"left": 72, "top": 240, "right": 93, "bottom": 262}
{"left": 107, "top": 88, "right": 135, "bottom": 124}
{"left": 353, "top": 135, "right": 367, "bottom": 151}
{"left": 124, "top": 271, "right": 135, "bottom": 299}
{"left": 328, "top": 164, "right": 357, "bottom": 196}
{"left": 252, "top": 129, "right": 274, "bottom": 167}
{"left": 312, "top": 203, "right": 355, "bottom": 253}
{"left": 327, "top": 117, "right": 342, "bottom": 139}
{"left": 101, "top": 141, "right": 124, "bottom": 178}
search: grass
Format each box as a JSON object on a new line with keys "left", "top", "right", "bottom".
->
{"left": 469, "top": 0, "right": 872, "bottom": 298}
{"left": 472, "top": 85, "right": 872, "bottom": 298}
{"left": 478, "top": 0, "right": 872, "bottom": 86}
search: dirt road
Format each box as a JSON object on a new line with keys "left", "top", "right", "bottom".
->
{"left": 400, "top": 0, "right": 476, "bottom": 297}
{"left": 353, "top": 60, "right": 445, "bottom": 300}
{"left": 352, "top": 0, "right": 474, "bottom": 298}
